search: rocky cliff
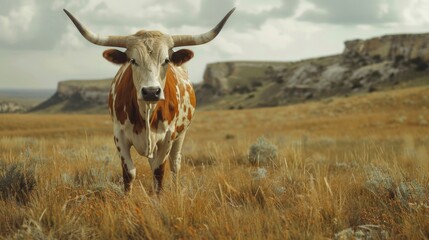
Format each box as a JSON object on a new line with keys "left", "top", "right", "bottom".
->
{"left": 30, "top": 79, "right": 111, "bottom": 113}
{"left": 344, "top": 33, "right": 429, "bottom": 62}
{"left": 195, "top": 33, "right": 429, "bottom": 109}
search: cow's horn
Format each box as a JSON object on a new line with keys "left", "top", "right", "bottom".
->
{"left": 172, "top": 7, "right": 236, "bottom": 47}
{"left": 63, "top": 9, "right": 128, "bottom": 48}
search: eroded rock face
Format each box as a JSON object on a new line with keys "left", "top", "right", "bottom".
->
{"left": 197, "top": 32, "right": 429, "bottom": 109}
{"left": 287, "top": 63, "right": 321, "bottom": 86}
{"left": 344, "top": 33, "right": 429, "bottom": 63}
{"left": 319, "top": 64, "right": 349, "bottom": 89}
{"left": 31, "top": 79, "right": 111, "bottom": 113}
{"left": 202, "top": 62, "right": 235, "bottom": 93}
{"left": 57, "top": 81, "right": 110, "bottom": 104}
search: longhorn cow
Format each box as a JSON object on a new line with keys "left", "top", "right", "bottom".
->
{"left": 64, "top": 8, "right": 235, "bottom": 193}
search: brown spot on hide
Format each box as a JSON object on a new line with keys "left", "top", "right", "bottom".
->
{"left": 171, "top": 132, "right": 177, "bottom": 140}
{"left": 121, "top": 158, "right": 133, "bottom": 193}
{"left": 187, "top": 108, "right": 192, "bottom": 121}
{"left": 169, "top": 101, "right": 175, "bottom": 112}
{"left": 113, "top": 65, "right": 146, "bottom": 133}
{"left": 176, "top": 124, "right": 185, "bottom": 134}
{"left": 151, "top": 66, "right": 179, "bottom": 129}
{"left": 156, "top": 108, "right": 163, "bottom": 119}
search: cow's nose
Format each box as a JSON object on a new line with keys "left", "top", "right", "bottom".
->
{"left": 141, "top": 87, "right": 161, "bottom": 101}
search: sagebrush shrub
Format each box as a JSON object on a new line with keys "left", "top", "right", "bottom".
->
{"left": 251, "top": 167, "right": 267, "bottom": 180}
{"left": 0, "top": 163, "right": 36, "bottom": 204}
{"left": 364, "top": 166, "right": 394, "bottom": 193}
{"left": 248, "top": 137, "right": 277, "bottom": 165}
{"left": 365, "top": 166, "right": 426, "bottom": 204}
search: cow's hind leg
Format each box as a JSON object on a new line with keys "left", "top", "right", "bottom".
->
{"left": 114, "top": 134, "right": 136, "bottom": 194}
{"left": 169, "top": 132, "right": 186, "bottom": 187}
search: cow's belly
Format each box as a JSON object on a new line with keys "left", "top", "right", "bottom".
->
{"left": 112, "top": 104, "right": 194, "bottom": 159}
{"left": 131, "top": 130, "right": 170, "bottom": 157}
{"left": 129, "top": 132, "right": 151, "bottom": 156}
{"left": 112, "top": 120, "right": 147, "bottom": 156}
{"left": 114, "top": 119, "right": 177, "bottom": 158}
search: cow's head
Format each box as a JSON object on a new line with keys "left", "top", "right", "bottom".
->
{"left": 64, "top": 8, "right": 235, "bottom": 104}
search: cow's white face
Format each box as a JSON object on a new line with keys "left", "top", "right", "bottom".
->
{"left": 102, "top": 31, "right": 193, "bottom": 104}
{"left": 127, "top": 33, "right": 172, "bottom": 102}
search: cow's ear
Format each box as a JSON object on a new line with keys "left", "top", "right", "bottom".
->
{"left": 103, "top": 49, "right": 128, "bottom": 64}
{"left": 171, "top": 49, "right": 194, "bottom": 66}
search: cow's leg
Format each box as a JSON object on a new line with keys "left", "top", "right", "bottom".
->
{"left": 149, "top": 153, "right": 168, "bottom": 194}
{"left": 169, "top": 132, "right": 186, "bottom": 186}
{"left": 152, "top": 159, "right": 167, "bottom": 194}
{"left": 149, "top": 131, "right": 173, "bottom": 194}
{"left": 114, "top": 133, "right": 135, "bottom": 194}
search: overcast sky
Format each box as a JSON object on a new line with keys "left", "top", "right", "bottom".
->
{"left": 1, "top": 0, "right": 429, "bottom": 89}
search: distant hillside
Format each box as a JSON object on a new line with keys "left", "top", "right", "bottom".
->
{"left": 30, "top": 79, "right": 111, "bottom": 113}
{"left": 196, "top": 33, "right": 429, "bottom": 109}
{"left": 31, "top": 32, "right": 429, "bottom": 113}
{"left": 0, "top": 89, "right": 54, "bottom": 113}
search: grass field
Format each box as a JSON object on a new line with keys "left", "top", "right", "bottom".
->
{"left": 0, "top": 86, "right": 428, "bottom": 239}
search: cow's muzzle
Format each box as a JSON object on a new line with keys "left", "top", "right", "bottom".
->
{"left": 141, "top": 87, "right": 162, "bottom": 102}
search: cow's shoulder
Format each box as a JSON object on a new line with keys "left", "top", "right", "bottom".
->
{"left": 112, "top": 64, "right": 146, "bottom": 134}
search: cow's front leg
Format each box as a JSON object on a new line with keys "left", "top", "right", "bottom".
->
{"left": 169, "top": 132, "right": 186, "bottom": 186}
{"left": 151, "top": 160, "right": 166, "bottom": 194}
{"left": 149, "top": 132, "right": 173, "bottom": 194}
{"left": 114, "top": 135, "right": 136, "bottom": 194}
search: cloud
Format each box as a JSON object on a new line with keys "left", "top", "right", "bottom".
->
{"left": 237, "top": 0, "right": 282, "bottom": 14}
{"left": 0, "top": 0, "right": 302, "bottom": 51}
{"left": 402, "top": 0, "right": 429, "bottom": 25}
{"left": 298, "top": 0, "right": 402, "bottom": 25}
{"left": 215, "top": 18, "right": 330, "bottom": 61}
{"left": 62, "top": 0, "right": 301, "bottom": 36}
{"left": 0, "top": 0, "right": 84, "bottom": 50}
{"left": 227, "top": 0, "right": 300, "bottom": 30}
{"left": 0, "top": 0, "right": 36, "bottom": 44}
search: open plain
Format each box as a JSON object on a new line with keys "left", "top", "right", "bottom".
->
{"left": 0, "top": 86, "right": 428, "bottom": 239}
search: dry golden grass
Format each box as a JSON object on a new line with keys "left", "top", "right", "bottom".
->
{"left": 0, "top": 86, "right": 428, "bottom": 239}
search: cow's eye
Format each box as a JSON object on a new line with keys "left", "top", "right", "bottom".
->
{"left": 130, "top": 58, "right": 138, "bottom": 66}
{"left": 163, "top": 58, "right": 170, "bottom": 65}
